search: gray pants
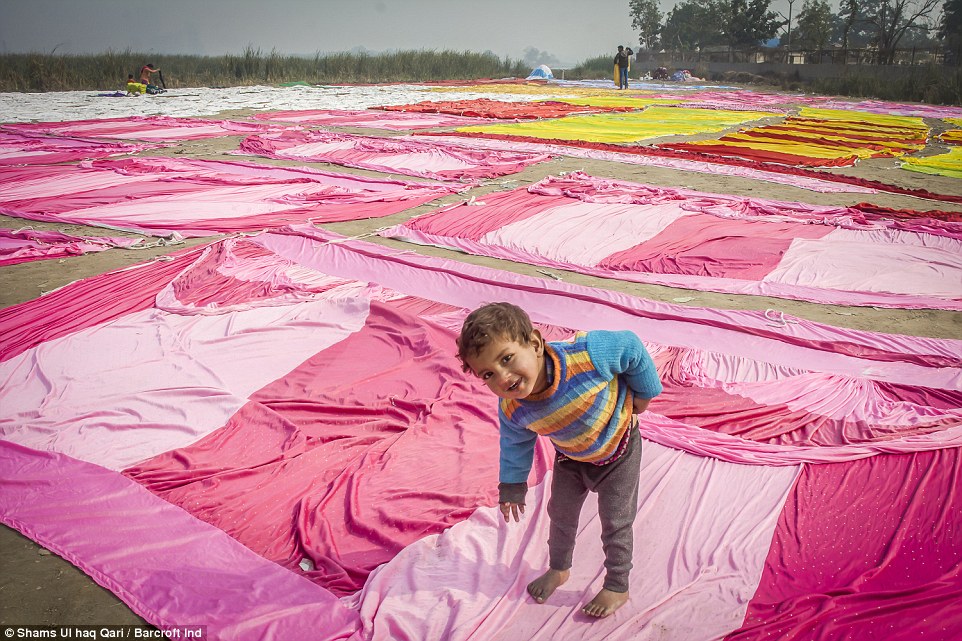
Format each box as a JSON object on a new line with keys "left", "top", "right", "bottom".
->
{"left": 546, "top": 421, "right": 641, "bottom": 593}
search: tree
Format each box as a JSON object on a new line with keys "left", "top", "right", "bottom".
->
{"left": 939, "top": 0, "right": 962, "bottom": 54}
{"left": 629, "top": 0, "right": 663, "bottom": 49}
{"left": 718, "top": 0, "right": 784, "bottom": 48}
{"left": 864, "top": 0, "right": 942, "bottom": 63}
{"left": 661, "top": 0, "right": 724, "bottom": 50}
{"left": 790, "top": 0, "right": 836, "bottom": 48}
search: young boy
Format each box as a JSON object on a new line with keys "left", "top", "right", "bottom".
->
{"left": 457, "top": 302, "right": 662, "bottom": 618}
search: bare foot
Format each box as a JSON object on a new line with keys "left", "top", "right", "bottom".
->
{"left": 582, "top": 588, "right": 629, "bottom": 618}
{"left": 527, "top": 568, "right": 570, "bottom": 603}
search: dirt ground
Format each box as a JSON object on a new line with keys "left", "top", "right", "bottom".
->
{"left": 1, "top": 102, "right": 960, "bottom": 628}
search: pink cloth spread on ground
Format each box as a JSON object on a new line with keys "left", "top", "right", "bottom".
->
{"left": 381, "top": 172, "right": 962, "bottom": 310}
{"left": 0, "top": 227, "right": 142, "bottom": 265}
{"left": 0, "top": 156, "right": 463, "bottom": 236}
{"left": 251, "top": 109, "right": 493, "bottom": 130}
{"left": 236, "top": 129, "right": 552, "bottom": 181}
{"left": 379, "top": 98, "right": 632, "bottom": 119}
{"left": 1, "top": 229, "right": 959, "bottom": 640}
{"left": 0, "top": 131, "right": 164, "bottom": 166}
{"left": 3, "top": 116, "right": 289, "bottom": 141}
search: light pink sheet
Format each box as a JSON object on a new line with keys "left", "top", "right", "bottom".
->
{"left": 1, "top": 229, "right": 959, "bottom": 640}
{"left": 251, "top": 108, "right": 493, "bottom": 130}
{"left": 0, "top": 131, "right": 163, "bottom": 165}
{"left": 0, "top": 156, "right": 463, "bottom": 236}
{"left": 381, "top": 173, "right": 962, "bottom": 310}
{"left": 0, "top": 227, "right": 143, "bottom": 265}
{"left": 3, "top": 116, "right": 290, "bottom": 141}
{"left": 236, "top": 129, "right": 552, "bottom": 181}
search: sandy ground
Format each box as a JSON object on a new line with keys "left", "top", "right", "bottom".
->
{"left": 1, "top": 97, "right": 961, "bottom": 628}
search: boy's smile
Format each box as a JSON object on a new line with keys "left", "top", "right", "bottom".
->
{"left": 465, "top": 333, "right": 549, "bottom": 400}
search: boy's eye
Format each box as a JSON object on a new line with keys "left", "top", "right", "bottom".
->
{"left": 481, "top": 372, "right": 492, "bottom": 380}
{"left": 502, "top": 355, "right": 512, "bottom": 364}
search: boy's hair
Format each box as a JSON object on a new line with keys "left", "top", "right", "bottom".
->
{"left": 456, "top": 302, "right": 534, "bottom": 372}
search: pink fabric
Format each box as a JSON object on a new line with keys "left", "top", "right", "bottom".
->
{"left": 1, "top": 229, "right": 960, "bottom": 640}
{"left": 0, "top": 227, "right": 142, "bottom": 265}
{"left": 815, "top": 99, "right": 962, "bottom": 119}
{"left": 727, "top": 448, "right": 962, "bottom": 641}
{"left": 347, "top": 442, "right": 800, "bottom": 641}
{"left": 0, "top": 441, "right": 359, "bottom": 641}
{"left": 384, "top": 173, "right": 962, "bottom": 310}
{"left": 251, "top": 109, "right": 492, "bottom": 130}
{"left": 0, "top": 157, "right": 462, "bottom": 236}
{"left": 407, "top": 134, "right": 878, "bottom": 194}
{"left": 236, "top": 129, "right": 551, "bottom": 181}
{"left": 3, "top": 116, "right": 289, "bottom": 141}
{"left": 0, "top": 131, "right": 163, "bottom": 165}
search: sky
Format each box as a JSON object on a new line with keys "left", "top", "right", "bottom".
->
{"left": 0, "top": 0, "right": 804, "bottom": 68}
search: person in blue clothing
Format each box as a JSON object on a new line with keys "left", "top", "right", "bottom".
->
{"left": 457, "top": 302, "right": 662, "bottom": 618}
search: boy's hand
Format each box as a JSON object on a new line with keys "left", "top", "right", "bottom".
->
{"left": 500, "top": 501, "right": 525, "bottom": 522}
{"left": 632, "top": 397, "right": 651, "bottom": 414}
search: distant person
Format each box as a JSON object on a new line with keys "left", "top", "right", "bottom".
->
{"left": 614, "top": 46, "right": 631, "bottom": 90}
{"left": 139, "top": 63, "right": 160, "bottom": 85}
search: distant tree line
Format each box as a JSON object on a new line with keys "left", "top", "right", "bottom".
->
{"left": 629, "top": 0, "right": 960, "bottom": 63}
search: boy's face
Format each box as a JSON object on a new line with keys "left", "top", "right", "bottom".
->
{"left": 464, "top": 332, "right": 548, "bottom": 400}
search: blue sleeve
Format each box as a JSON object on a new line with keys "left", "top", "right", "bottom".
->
{"left": 498, "top": 408, "right": 538, "bottom": 485}
{"left": 585, "top": 330, "right": 663, "bottom": 399}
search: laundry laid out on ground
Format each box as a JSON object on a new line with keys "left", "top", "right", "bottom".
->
{"left": 0, "top": 156, "right": 463, "bottom": 236}
{"left": 378, "top": 97, "right": 639, "bottom": 119}
{"left": 0, "top": 131, "right": 166, "bottom": 166}
{"left": 380, "top": 172, "right": 962, "bottom": 310}
{"left": 0, "top": 227, "right": 144, "bottom": 265}
{"left": 250, "top": 108, "right": 494, "bottom": 130}
{"left": 2, "top": 115, "right": 290, "bottom": 141}
{"left": 1, "top": 227, "right": 959, "bottom": 641}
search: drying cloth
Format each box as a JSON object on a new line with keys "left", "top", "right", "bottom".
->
{"left": 0, "top": 131, "right": 164, "bottom": 166}
{"left": 235, "top": 129, "right": 551, "bottom": 181}
{"left": 380, "top": 172, "right": 962, "bottom": 310}
{"left": 2, "top": 115, "right": 289, "bottom": 142}
{"left": 456, "top": 107, "right": 771, "bottom": 143}
{"left": 0, "top": 156, "right": 463, "bottom": 236}
{"left": 0, "top": 227, "right": 142, "bottom": 265}
{"left": 251, "top": 108, "right": 492, "bottom": 130}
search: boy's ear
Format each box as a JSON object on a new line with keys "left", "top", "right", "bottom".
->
{"left": 530, "top": 329, "right": 544, "bottom": 354}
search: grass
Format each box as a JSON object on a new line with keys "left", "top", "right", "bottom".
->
{"left": 0, "top": 47, "right": 530, "bottom": 92}
{"left": 1, "top": 48, "right": 958, "bottom": 105}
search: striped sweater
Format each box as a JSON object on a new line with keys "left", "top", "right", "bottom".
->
{"left": 498, "top": 330, "right": 662, "bottom": 490}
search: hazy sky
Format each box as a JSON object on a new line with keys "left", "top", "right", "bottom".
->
{"left": 1, "top": 0, "right": 802, "bottom": 67}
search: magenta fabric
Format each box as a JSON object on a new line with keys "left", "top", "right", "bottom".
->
{"left": 3, "top": 116, "right": 288, "bottom": 141}
{"left": 251, "top": 108, "right": 492, "bottom": 130}
{"left": 0, "top": 227, "right": 143, "bottom": 265}
{"left": 727, "top": 448, "right": 962, "bottom": 641}
{"left": 2, "top": 228, "right": 960, "bottom": 640}
{"left": 124, "top": 300, "right": 552, "bottom": 596}
{"left": 236, "top": 129, "right": 552, "bottom": 181}
{"left": 0, "top": 131, "right": 163, "bottom": 165}
{"left": 382, "top": 172, "right": 962, "bottom": 310}
{"left": 0, "top": 156, "right": 462, "bottom": 236}
{"left": 599, "top": 212, "right": 833, "bottom": 279}
{"left": 0, "top": 440, "right": 359, "bottom": 641}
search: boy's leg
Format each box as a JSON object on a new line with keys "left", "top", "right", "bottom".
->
{"left": 584, "top": 423, "right": 642, "bottom": 616}
{"left": 529, "top": 457, "right": 589, "bottom": 603}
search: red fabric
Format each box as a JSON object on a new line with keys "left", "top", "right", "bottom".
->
{"left": 379, "top": 98, "right": 630, "bottom": 119}
{"left": 655, "top": 142, "right": 861, "bottom": 167}
{"left": 727, "top": 448, "right": 962, "bottom": 641}
{"left": 406, "top": 190, "right": 569, "bottom": 241}
{"left": 423, "top": 132, "right": 962, "bottom": 207}
{"left": 598, "top": 213, "right": 833, "bottom": 279}
{"left": 124, "top": 301, "right": 554, "bottom": 596}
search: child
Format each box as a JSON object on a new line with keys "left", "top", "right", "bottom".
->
{"left": 457, "top": 302, "right": 662, "bottom": 618}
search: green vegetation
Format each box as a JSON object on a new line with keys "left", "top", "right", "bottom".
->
{"left": 807, "top": 66, "right": 962, "bottom": 106}
{"left": 0, "top": 47, "right": 529, "bottom": 92}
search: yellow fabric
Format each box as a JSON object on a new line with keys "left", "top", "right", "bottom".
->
{"left": 127, "top": 82, "right": 146, "bottom": 94}
{"left": 798, "top": 107, "right": 927, "bottom": 132}
{"left": 901, "top": 147, "right": 962, "bottom": 179}
{"left": 678, "top": 136, "right": 870, "bottom": 160}
{"left": 788, "top": 118, "right": 927, "bottom": 139}
{"left": 939, "top": 129, "right": 962, "bottom": 145}
{"left": 456, "top": 107, "right": 770, "bottom": 144}
{"left": 946, "top": 118, "right": 962, "bottom": 126}
{"left": 556, "top": 96, "right": 679, "bottom": 108}
{"left": 724, "top": 131, "right": 922, "bottom": 156}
